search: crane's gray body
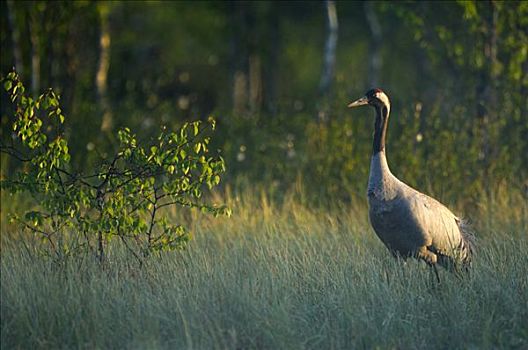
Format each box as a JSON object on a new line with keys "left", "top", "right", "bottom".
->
{"left": 348, "top": 88, "right": 474, "bottom": 272}
{"left": 367, "top": 151, "right": 472, "bottom": 268}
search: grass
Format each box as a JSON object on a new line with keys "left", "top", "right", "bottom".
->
{"left": 1, "top": 188, "right": 527, "bottom": 349}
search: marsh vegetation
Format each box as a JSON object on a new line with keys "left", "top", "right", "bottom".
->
{"left": 2, "top": 188, "right": 527, "bottom": 349}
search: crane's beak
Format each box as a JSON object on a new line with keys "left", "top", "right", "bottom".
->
{"left": 347, "top": 96, "right": 368, "bottom": 108}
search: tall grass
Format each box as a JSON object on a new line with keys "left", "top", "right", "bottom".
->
{"left": 1, "top": 187, "right": 527, "bottom": 349}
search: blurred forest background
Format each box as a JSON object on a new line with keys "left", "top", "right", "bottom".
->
{"left": 1, "top": 0, "right": 527, "bottom": 209}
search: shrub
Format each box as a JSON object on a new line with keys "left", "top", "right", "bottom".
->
{"left": 1, "top": 71, "right": 230, "bottom": 264}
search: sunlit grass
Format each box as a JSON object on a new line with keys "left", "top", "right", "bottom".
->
{"left": 1, "top": 188, "right": 527, "bottom": 349}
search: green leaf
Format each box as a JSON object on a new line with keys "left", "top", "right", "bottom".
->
{"left": 4, "top": 79, "right": 12, "bottom": 91}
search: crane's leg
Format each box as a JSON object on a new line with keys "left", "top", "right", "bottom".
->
{"left": 417, "top": 246, "right": 440, "bottom": 284}
{"left": 431, "top": 264, "right": 440, "bottom": 284}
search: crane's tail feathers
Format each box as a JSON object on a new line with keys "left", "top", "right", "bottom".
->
{"left": 438, "top": 218, "right": 476, "bottom": 276}
{"left": 457, "top": 219, "right": 476, "bottom": 270}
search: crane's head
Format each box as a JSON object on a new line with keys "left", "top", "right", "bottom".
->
{"left": 348, "top": 88, "right": 390, "bottom": 110}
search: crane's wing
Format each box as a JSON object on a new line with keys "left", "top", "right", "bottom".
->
{"left": 407, "top": 191, "right": 469, "bottom": 266}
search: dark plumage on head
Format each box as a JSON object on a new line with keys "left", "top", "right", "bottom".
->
{"left": 365, "top": 88, "right": 389, "bottom": 107}
{"left": 366, "top": 88, "right": 384, "bottom": 98}
{"left": 348, "top": 88, "right": 390, "bottom": 109}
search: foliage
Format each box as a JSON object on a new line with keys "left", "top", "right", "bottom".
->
{"left": 1, "top": 71, "right": 229, "bottom": 263}
{"left": 387, "top": 1, "right": 528, "bottom": 190}
{"left": 1, "top": 2, "right": 526, "bottom": 206}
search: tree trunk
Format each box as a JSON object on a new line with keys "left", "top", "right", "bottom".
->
{"left": 97, "top": 4, "right": 113, "bottom": 133}
{"left": 263, "top": 3, "right": 280, "bottom": 116}
{"left": 364, "top": 1, "right": 382, "bottom": 88}
{"left": 319, "top": 0, "right": 338, "bottom": 96}
{"left": 6, "top": 0, "right": 24, "bottom": 78}
{"left": 476, "top": 0, "right": 498, "bottom": 188}
{"left": 230, "top": 1, "right": 249, "bottom": 116}
{"left": 249, "top": 54, "right": 262, "bottom": 114}
{"left": 29, "top": 7, "right": 41, "bottom": 97}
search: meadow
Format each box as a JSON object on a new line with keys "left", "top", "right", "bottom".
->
{"left": 2, "top": 2, "right": 527, "bottom": 349}
{"left": 1, "top": 187, "right": 527, "bottom": 349}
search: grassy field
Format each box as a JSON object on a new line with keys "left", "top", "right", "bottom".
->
{"left": 1, "top": 188, "right": 527, "bottom": 349}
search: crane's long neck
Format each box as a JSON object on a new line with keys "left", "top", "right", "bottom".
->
{"left": 372, "top": 104, "right": 390, "bottom": 155}
{"left": 368, "top": 103, "right": 396, "bottom": 198}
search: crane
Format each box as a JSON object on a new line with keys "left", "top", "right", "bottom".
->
{"left": 348, "top": 88, "right": 475, "bottom": 282}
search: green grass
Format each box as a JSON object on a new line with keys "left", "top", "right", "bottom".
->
{"left": 1, "top": 190, "right": 527, "bottom": 349}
